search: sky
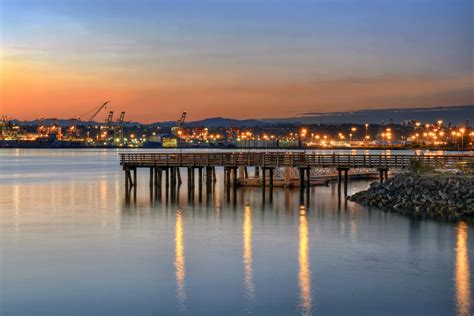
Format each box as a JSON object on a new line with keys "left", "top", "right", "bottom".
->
{"left": 1, "top": 0, "right": 472, "bottom": 123}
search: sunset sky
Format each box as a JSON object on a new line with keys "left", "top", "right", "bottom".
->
{"left": 1, "top": 0, "right": 472, "bottom": 123}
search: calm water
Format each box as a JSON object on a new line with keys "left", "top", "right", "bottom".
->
{"left": 0, "top": 149, "right": 472, "bottom": 316}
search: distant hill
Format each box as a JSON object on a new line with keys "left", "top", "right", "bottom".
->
{"left": 12, "top": 119, "right": 142, "bottom": 127}
{"left": 265, "top": 105, "right": 473, "bottom": 125}
{"left": 10, "top": 105, "right": 473, "bottom": 127}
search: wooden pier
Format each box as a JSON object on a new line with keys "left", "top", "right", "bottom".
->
{"left": 120, "top": 152, "right": 473, "bottom": 200}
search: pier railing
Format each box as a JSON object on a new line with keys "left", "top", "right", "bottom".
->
{"left": 120, "top": 152, "right": 473, "bottom": 169}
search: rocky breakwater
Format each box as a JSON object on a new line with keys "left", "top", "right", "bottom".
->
{"left": 349, "top": 173, "right": 474, "bottom": 220}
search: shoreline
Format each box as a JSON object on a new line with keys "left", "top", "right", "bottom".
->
{"left": 349, "top": 172, "right": 474, "bottom": 221}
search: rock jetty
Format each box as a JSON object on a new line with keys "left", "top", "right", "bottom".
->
{"left": 349, "top": 173, "right": 474, "bottom": 220}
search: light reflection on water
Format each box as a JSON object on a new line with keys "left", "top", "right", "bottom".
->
{"left": 456, "top": 222, "right": 471, "bottom": 316}
{"left": 175, "top": 209, "right": 186, "bottom": 312}
{"left": 243, "top": 204, "right": 255, "bottom": 301}
{"left": 0, "top": 149, "right": 473, "bottom": 316}
{"left": 298, "top": 206, "right": 312, "bottom": 315}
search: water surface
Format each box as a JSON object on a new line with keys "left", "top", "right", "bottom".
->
{"left": 0, "top": 149, "right": 472, "bottom": 315}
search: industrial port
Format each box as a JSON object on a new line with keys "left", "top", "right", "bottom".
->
{"left": 1, "top": 101, "right": 473, "bottom": 150}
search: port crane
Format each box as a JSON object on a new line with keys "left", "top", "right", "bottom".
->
{"left": 172, "top": 112, "right": 187, "bottom": 138}
{"left": 105, "top": 111, "right": 114, "bottom": 126}
{"left": 77, "top": 101, "right": 110, "bottom": 122}
{"left": 65, "top": 101, "right": 110, "bottom": 141}
{"left": 114, "top": 112, "right": 126, "bottom": 144}
{"left": 177, "top": 112, "right": 187, "bottom": 128}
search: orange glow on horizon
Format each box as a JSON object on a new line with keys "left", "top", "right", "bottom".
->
{"left": 2, "top": 55, "right": 473, "bottom": 123}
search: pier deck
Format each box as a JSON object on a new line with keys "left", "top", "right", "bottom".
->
{"left": 120, "top": 152, "right": 471, "bottom": 169}
{"left": 119, "top": 152, "right": 473, "bottom": 201}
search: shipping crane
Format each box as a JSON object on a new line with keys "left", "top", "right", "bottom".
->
{"left": 114, "top": 111, "right": 126, "bottom": 144}
{"left": 172, "top": 112, "right": 187, "bottom": 138}
{"left": 76, "top": 101, "right": 110, "bottom": 122}
{"left": 106, "top": 111, "right": 114, "bottom": 126}
{"left": 177, "top": 112, "right": 187, "bottom": 128}
{"left": 67, "top": 101, "right": 110, "bottom": 140}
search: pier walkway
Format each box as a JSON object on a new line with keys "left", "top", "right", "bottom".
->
{"left": 119, "top": 152, "right": 473, "bottom": 200}
{"left": 120, "top": 152, "right": 470, "bottom": 169}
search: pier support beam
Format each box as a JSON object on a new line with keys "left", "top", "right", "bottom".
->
{"left": 177, "top": 168, "right": 182, "bottom": 185}
{"left": 224, "top": 167, "right": 231, "bottom": 188}
{"left": 306, "top": 168, "right": 311, "bottom": 189}
{"left": 379, "top": 168, "right": 389, "bottom": 183}
{"left": 124, "top": 168, "right": 130, "bottom": 188}
{"left": 269, "top": 168, "right": 274, "bottom": 189}
{"left": 149, "top": 167, "right": 154, "bottom": 187}
{"left": 344, "top": 168, "right": 348, "bottom": 196}
{"left": 299, "top": 168, "right": 305, "bottom": 190}
{"left": 133, "top": 168, "right": 137, "bottom": 188}
{"left": 232, "top": 167, "right": 238, "bottom": 187}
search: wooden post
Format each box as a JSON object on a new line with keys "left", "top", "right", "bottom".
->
{"left": 133, "top": 168, "right": 137, "bottom": 188}
{"left": 269, "top": 168, "right": 274, "bottom": 189}
{"left": 187, "top": 167, "right": 192, "bottom": 188}
{"left": 379, "top": 169, "right": 384, "bottom": 184}
{"left": 125, "top": 169, "right": 129, "bottom": 188}
{"left": 233, "top": 167, "right": 238, "bottom": 187}
{"left": 198, "top": 167, "right": 203, "bottom": 190}
{"left": 384, "top": 169, "right": 388, "bottom": 181}
{"left": 344, "top": 168, "right": 348, "bottom": 196}
{"left": 306, "top": 168, "right": 311, "bottom": 189}
{"left": 244, "top": 167, "right": 248, "bottom": 179}
{"left": 149, "top": 167, "right": 154, "bottom": 187}
{"left": 156, "top": 168, "right": 162, "bottom": 187}
{"left": 177, "top": 167, "right": 182, "bottom": 185}
{"left": 225, "top": 167, "right": 231, "bottom": 188}
{"left": 255, "top": 166, "right": 260, "bottom": 178}
{"left": 299, "top": 168, "right": 305, "bottom": 189}
{"left": 165, "top": 168, "right": 169, "bottom": 187}
{"left": 261, "top": 168, "right": 266, "bottom": 188}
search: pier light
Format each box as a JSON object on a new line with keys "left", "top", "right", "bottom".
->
{"left": 415, "top": 122, "right": 421, "bottom": 128}
{"left": 437, "top": 120, "right": 443, "bottom": 126}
